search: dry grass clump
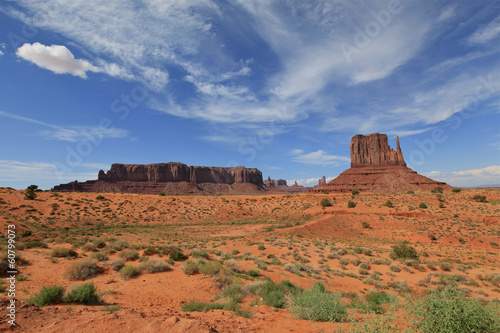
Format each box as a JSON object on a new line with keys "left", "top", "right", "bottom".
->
{"left": 139, "top": 258, "right": 171, "bottom": 273}
{"left": 66, "top": 259, "right": 100, "bottom": 281}
{"left": 51, "top": 247, "right": 78, "bottom": 258}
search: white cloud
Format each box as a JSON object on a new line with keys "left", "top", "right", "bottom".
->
{"left": 287, "top": 176, "right": 335, "bottom": 187}
{"left": 0, "top": 50, "right": 3, "bottom": 56}
{"left": 437, "top": 5, "right": 456, "bottom": 22}
{"left": 468, "top": 15, "right": 500, "bottom": 44}
{"left": 424, "top": 165, "right": 500, "bottom": 187}
{"left": 16, "top": 42, "right": 99, "bottom": 78}
{"left": 0, "top": 160, "right": 95, "bottom": 184}
{"left": 0, "top": 109, "right": 129, "bottom": 142}
{"left": 291, "top": 149, "right": 349, "bottom": 165}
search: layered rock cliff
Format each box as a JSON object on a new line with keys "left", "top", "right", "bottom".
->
{"left": 53, "top": 163, "right": 265, "bottom": 195}
{"left": 351, "top": 133, "right": 406, "bottom": 167}
{"left": 311, "top": 133, "right": 450, "bottom": 193}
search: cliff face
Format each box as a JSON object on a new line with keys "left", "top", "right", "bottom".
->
{"left": 98, "top": 163, "right": 263, "bottom": 185}
{"left": 263, "top": 177, "right": 287, "bottom": 187}
{"left": 350, "top": 133, "right": 406, "bottom": 168}
{"left": 311, "top": 133, "right": 450, "bottom": 193}
{"left": 53, "top": 163, "right": 265, "bottom": 195}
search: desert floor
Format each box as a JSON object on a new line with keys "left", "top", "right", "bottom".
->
{"left": 0, "top": 187, "right": 499, "bottom": 332}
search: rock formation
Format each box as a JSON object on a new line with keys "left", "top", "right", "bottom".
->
{"left": 264, "top": 177, "right": 287, "bottom": 187}
{"left": 53, "top": 163, "right": 265, "bottom": 195}
{"left": 318, "top": 176, "right": 326, "bottom": 185}
{"left": 311, "top": 133, "right": 451, "bottom": 193}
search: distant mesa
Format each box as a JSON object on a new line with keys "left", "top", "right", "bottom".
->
{"left": 311, "top": 133, "right": 451, "bottom": 193}
{"left": 264, "top": 177, "right": 287, "bottom": 187}
{"left": 264, "top": 177, "right": 308, "bottom": 193}
{"left": 53, "top": 162, "right": 266, "bottom": 195}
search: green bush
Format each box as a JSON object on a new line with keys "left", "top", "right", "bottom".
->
{"left": 452, "top": 188, "right": 461, "bottom": 193}
{"left": 290, "top": 283, "right": 348, "bottom": 322}
{"left": 361, "top": 222, "right": 370, "bottom": 228}
{"left": 383, "top": 200, "right": 394, "bottom": 208}
{"left": 472, "top": 195, "right": 487, "bottom": 202}
{"left": 190, "top": 250, "right": 209, "bottom": 259}
{"left": 247, "top": 269, "right": 260, "bottom": 277}
{"left": 198, "top": 260, "right": 221, "bottom": 275}
{"left": 407, "top": 191, "right": 414, "bottom": 194}
{"left": 159, "top": 192, "right": 165, "bottom": 196}
{"left": 320, "top": 198, "right": 332, "bottom": 207}
{"left": 66, "top": 259, "right": 100, "bottom": 281}
{"left": 419, "top": 203, "right": 428, "bottom": 209}
{"left": 409, "top": 287, "right": 500, "bottom": 333}
{"left": 352, "top": 189, "right": 360, "bottom": 195}
{"left": 162, "top": 246, "right": 188, "bottom": 261}
{"left": 96, "top": 195, "right": 105, "bottom": 200}
{"left": 27, "top": 285, "right": 65, "bottom": 306}
{"left": 139, "top": 258, "right": 171, "bottom": 273}
{"left": 433, "top": 186, "right": 443, "bottom": 193}
{"left": 63, "top": 282, "right": 100, "bottom": 305}
{"left": 390, "top": 241, "right": 419, "bottom": 260}
{"left": 89, "top": 251, "right": 108, "bottom": 262}
{"left": 181, "top": 300, "right": 226, "bottom": 312}
{"left": 25, "top": 185, "right": 38, "bottom": 200}
{"left": 348, "top": 201, "right": 356, "bottom": 208}
{"left": 119, "top": 265, "right": 141, "bottom": 279}
{"left": 258, "top": 280, "right": 301, "bottom": 308}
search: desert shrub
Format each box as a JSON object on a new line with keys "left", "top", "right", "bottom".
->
{"left": 198, "top": 260, "right": 221, "bottom": 275}
{"left": 27, "top": 285, "right": 65, "bottom": 306}
{"left": 91, "top": 239, "right": 106, "bottom": 249}
{"left": 352, "top": 189, "right": 360, "bottom": 195}
{"left": 96, "top": 195, "right": 105, "bottom": 200}
{"left": 231, "top": 249, "right": 240, "bottom": 255}
{"left": 419, "top": 203, "right": 428, "bottom": 209}
{"left": 119, "top": 265, "right": 140, "bottom": 279}
{"left": 25, "top": 185, "right": 38, "bottom": 200}
{"left": 109, "top": 240, "right": 129, "bottom": 251}
{"left": 258, "top": 279, "right": 301, "bottom": 308}
{"left": 409, "top": 287, "right": 500, "bottom": 333}
{"left": 383, "top": 200, "right": 394, "bottom": 208}
{"left": 213, "top": 269, "right": 233, "bottom": 289}
{"left": 190, "top": 250, "right": 209, "bottom": 259}
{"left": 162, "top": 246, "right": 187, "bottom": 261}
{"left": 452, "top": 188, "right": 461, "bottom": 193}
{"left": 159, "top": 192, "right": 165, "bottom": 196}
{"left": 407, "top": 190, "right": 414, "bottom": 194}
{"left": 439, "top": 262, "right": 452, "bottom": 271}
{"left": 390, "top": 241, "right": 419, "bottom": 260}
{"left": 118, "top": 249, "right": 139, "bottom": 261}
{"left": 66, "top": 259, "right": 100, "bottom": 281}
{"left": 256, "top": 260, "right": 268, "bottom": 270}
{"left": 139, "top": 258, "right": 171, "bottom": 273}
{"left": 428, "top": 234, "right": 437, "bottom": 241}
{"left": 247, "top": 269, "right": 260, "bottom": 277}
{"left": 110, "top": 259, "right": 125, "bottom": 271}
{"left": 361, "top": 221, "right": 370, "bottom": 229}
{"left": 51, "top": 247, "right": 78, "bottom": 258}
{"left": 257, "top": 243, "right": 266, "bottom": 251}
{"left": 89, "top": 251, "right": 108, "bottom": 262}
{"left": 181, "top": 300, "right": 226, "bottom": 312}
{"left": 320, "top": 198, "right": 332, "bottom": 207}
{"left": 64, "top": 282, "right": 100, "bottom": 304}
{"left": 180, "top": 259, "right": 199, "bottom": 275}
{"left": 350, "top": 290, "right": 396, "bottom": 314}
{"left": 224, "top": 259, "right": 242, "bottom": 273}
{"left": 82, "top": 243, "right": 98, "bottom": 252}
{"left": 290, "top": 283, "right": 348, "bottom": 322}
{"left": 143, "top": 246, "right": 158, "bottom": 256}
{"left": 347, "top": 201, "right": 356, "bottom": 208}
{"left": 472, "top": 195, "right": 487, "bottom": 202}
{"left": 433, "top": 186, "right": 443, "bottom": 193}
{"left": 438, "top": 202, "right": 444, "bottom": 209}
{"left": 359, "top": 262, "right": 371, "bottom": 270}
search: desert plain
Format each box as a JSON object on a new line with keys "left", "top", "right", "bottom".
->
{"left": 0, "top": 186, "right": 499, "bottom": 332}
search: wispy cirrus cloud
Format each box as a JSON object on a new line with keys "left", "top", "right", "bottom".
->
{"left": 291, "top": 149, "right": 349, "bottom": 166}
{"left": 467, "top": 14, "right": 500, "bottom": 44}
{"left": 0, "top": 110, "right": 129, "bottom": 142}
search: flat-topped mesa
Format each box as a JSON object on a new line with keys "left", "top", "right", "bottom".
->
{"left": 98, "top": 163, "right": 263, "bottom": 185}
{"left": 53, "top": 162, "right": 265, "bottom": 195}
{"left": 350, "top": 133, "right": 406, "bottom": 168}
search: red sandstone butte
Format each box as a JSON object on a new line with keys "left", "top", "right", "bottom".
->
{"left": 52, "top": 163, "right": 266, "bottom": 195}
{"left": 311, "top": 133, "right": 451, "bottom": 193}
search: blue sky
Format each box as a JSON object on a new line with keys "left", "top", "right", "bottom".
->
{"left": 0, "top": 0, "right": 499, "bottom": 190}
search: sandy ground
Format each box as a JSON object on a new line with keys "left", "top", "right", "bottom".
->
{"left": 0, "top": 187, "right": 499, "bottom": 332}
